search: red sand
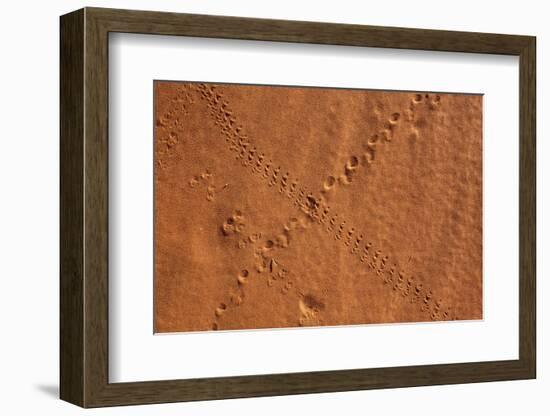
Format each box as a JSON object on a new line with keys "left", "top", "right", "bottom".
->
{"left": 154, "top": 82, "right": 482, "bottom": 333}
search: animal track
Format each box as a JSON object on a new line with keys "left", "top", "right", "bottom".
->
{"left": 237, "top": 269, "right": 249, "bottom": 285}
{"left": 212, "top": 214, "right": 304, "bottom": 329}
{"left": 211, "top": 283, "right": 246, "bottom": 330}
{"left": 221, "top": 210, "right": 246, "bottom": 236}
{"left": 298, "top": 294, "right": 326, "bottom": 327}
{"left": 188, "top": 169, "right": 229, "bottom": 202}
{"left": 155, "top": 85, "right": 198, "bottom": 170}
{"left": 407, "top": 93, "right": 442, "bottom": 124}
{"left": 324, "top": 109, "right": 404, "bottom": 194}
{"left": 178, "top": 84, "right": 456, "bottom": 323}
{"left": 215, "top": 303, "right": 227, "bottom": 317}
{"left": 323, "top": 175, "right": 336, "bottom": 191}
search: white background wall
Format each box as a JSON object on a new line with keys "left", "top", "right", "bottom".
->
{"left": 0, "top": 1, "right": 545, "bottom": 414}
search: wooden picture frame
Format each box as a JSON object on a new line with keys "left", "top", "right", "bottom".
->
{"left": 60, "top": 7, "right": 536, "bottom": 408}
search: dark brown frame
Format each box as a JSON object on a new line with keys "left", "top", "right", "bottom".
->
{"left": 60, "top": 7, "right": 536, "bottom": 408}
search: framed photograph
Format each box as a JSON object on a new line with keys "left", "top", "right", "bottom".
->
{"left": 60, "top": 7, "right": 536, "bottom": 408}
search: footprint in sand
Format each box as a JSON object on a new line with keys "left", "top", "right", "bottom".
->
{"left": 351, "top": 234, "right": 363, "bottom": 254}
{"left": 409, "top": 93, "right": 442, "bottom": 126}
{"left": 420, "top": 290, "right": 433, "bottom": 312}
{"left": 344, "top": 227, "right": 355, "bottom": 247}
{"left": 281, "top": 280, "right": 293, "bottom": 294}
{"left": 410, "top": 282, "right": 424, "bottom": 303}
{"left": 214, "top": 303, "right": 227, "bottom": 317}
{"left": 229, "top": 290, "right": 244, "bottom": 306}
{"left": 221, "top": 209, "right": 246, "bottom": 236}
{"left": 188, "top": 168, "right": 229, "bottom": 202}
{"left": 359, "top": 242, "right": 373, "bottom": 263}
{"left": 322, "top": 175, "right": 336, "bottom": 193}
{"left": 298, "top": 294, "right": 326, "bottom": 327}
{"left": 362, "top": 144, "right": 376, "bottom": 165}
{"left": 338, "top": 173, "right": 353, "bottom": 186}
{"left": 237, "top": 269, "right": 249, "bottom": 285}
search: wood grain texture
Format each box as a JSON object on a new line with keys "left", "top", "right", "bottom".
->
{"left": 59, "top": 6, "right": 536, "bottom": 408}
{"left": 518, "top": 38, "right": 536, "bottom": 375}
{"left": 90, "top": 7, "right": 531, "bottom": 54}
{"left": 59, "top": 8, "right": 84, "bottom": 406}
